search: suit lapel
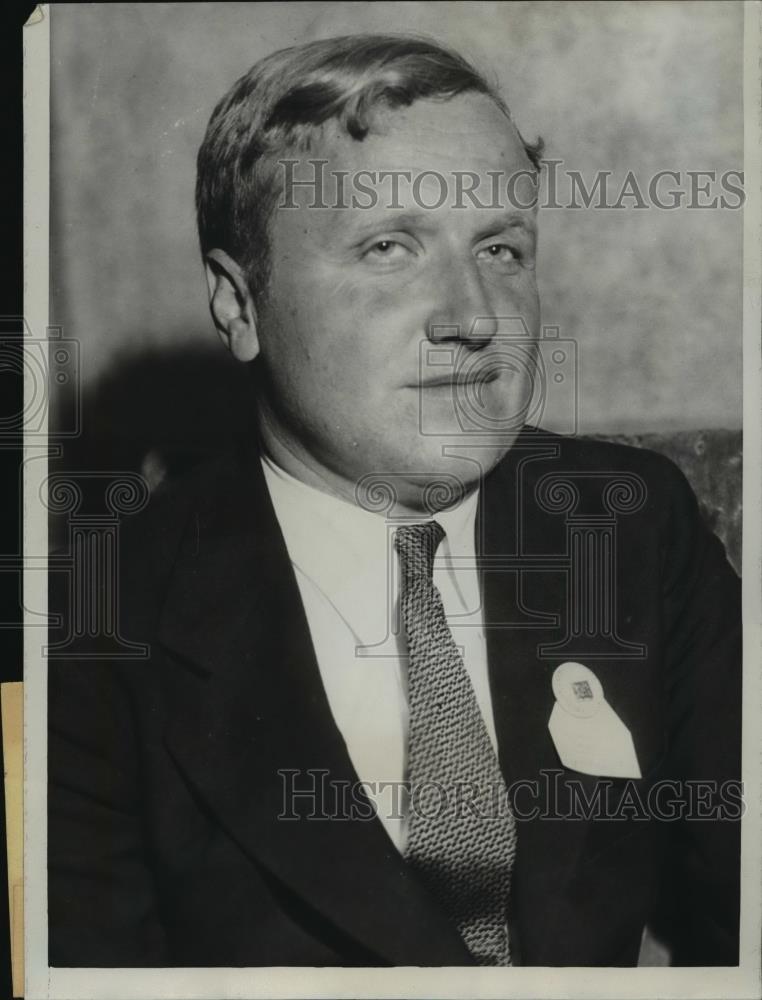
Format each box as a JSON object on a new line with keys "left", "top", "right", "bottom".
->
{"left": 479, "top": 433, "right": 599, "bottom": 956}
{"left": 158, "top": 450, "right": 474, "bottom": 966}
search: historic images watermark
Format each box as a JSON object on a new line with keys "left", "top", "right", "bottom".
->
{"left": 414, "top": 321, "right": 577, "bottom": 437}
{"left": 2, "top": 319, "right": 81, "bottom": 440}
{"left": 6, "top": 318, "right": 152, "bottom": 657}
{"left": 278, "top": 160, "right": 746, "bottom": 212}
{"left": 348, "top": 320, "right": 648, "bottom": 660}
{"left": 278, "top": 768, "right": 745, "bottom": 824}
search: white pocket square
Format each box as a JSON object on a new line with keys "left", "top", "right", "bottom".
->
{"left": 548, "top": 662, "right": 642, "bottom": 779}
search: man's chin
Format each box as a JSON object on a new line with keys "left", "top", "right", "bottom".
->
{"left": 352, "top": 438, "right": 515, "bottom": 516}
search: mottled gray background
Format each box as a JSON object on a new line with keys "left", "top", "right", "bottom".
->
{"left": 51, "top": 1, "right": 743, "bottom": 442}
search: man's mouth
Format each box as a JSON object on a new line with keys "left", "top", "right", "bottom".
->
{"left": 413, "top": 367, "right": 509, "bottom": 389}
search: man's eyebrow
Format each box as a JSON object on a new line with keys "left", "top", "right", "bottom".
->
{"left": 341, "top": 207, "right": 537, "bottom": 243}
{"left": 475, "top": 210, "right": 537, "bottom": 238}
{"left": 343, "top": 209, "right": 439, "bottom": 241}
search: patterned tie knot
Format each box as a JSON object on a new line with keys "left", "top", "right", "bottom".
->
{"left": 394, "top": 521, "right": 445, "bottom": 584}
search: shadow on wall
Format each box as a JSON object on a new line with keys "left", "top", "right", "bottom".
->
{"left": 50, "top": 342, "right": 259, "bottom": 547}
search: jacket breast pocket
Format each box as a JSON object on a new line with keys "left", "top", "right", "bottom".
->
{"left": 569, "top": 747, "right": 668, "bottom": 869}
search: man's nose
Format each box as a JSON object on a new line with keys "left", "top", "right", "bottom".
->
{"left": 426, "top": 260, "right": 499, "bottom": 346}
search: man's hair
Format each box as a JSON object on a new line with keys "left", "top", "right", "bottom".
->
{"left": 196, "top": 33, "right": 543, "bottom": 303}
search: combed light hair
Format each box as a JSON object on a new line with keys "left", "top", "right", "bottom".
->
{"left": 196, "top": 34, "right": 543, "bottom": 302}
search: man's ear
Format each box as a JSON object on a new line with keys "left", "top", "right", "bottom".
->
{"left": 203, "top": 248, "right": 260, "bottom": 363}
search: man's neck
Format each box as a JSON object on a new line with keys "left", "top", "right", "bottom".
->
{"left": 257, "top": 417, "right": 478, "bottom": 519}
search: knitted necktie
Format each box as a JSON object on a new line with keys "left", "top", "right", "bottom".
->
{"left": 394, "top": 521, "right": 517, "bottom": 966}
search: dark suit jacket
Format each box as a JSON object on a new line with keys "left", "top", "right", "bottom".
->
{"left": 48, "top": 428, "right": 741, "bottom": 967}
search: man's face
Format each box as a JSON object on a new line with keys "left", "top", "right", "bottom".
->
{"left": 254, "top": 92, "right": 541, "bottom": 510}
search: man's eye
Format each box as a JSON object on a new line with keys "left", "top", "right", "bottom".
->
{"left": 477, "top": 243, "right": 519, "bottom": 263}
{"left": 363, "top": 239, "right": 409, "bottom": 262}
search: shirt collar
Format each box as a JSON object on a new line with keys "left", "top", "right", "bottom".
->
{"left": 261, "top": 455, "right": 480, "bottom": 642}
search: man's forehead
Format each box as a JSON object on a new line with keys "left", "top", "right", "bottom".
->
{"left": 313, "top": 92, "right": 533, "bottom": 174}
{"left": 272, "top": 93, "right": 539, "bottom": 237}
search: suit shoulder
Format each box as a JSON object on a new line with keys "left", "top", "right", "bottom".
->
{"left": 105, "top": 452, "right": 248, "bottom": 631}
{"left": 512, "top": 427, "right": 685, "bottom": 480}
{"left": 120, "top": 448, "right": 251, "bottom": 549}
{"left": 118, "top": 459, "right": 220, "bottom": 564}
{"left": 533, "top": 429, "right": 682, "bottom": 477}
{"left": 504, "top": 428, "right": 698, "bottom": 523}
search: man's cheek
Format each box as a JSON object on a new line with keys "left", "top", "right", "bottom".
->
{"left": 343, "top": 300, "right": 423, "bottom": 353}
{"left": 497, "top": 275, "right": 539, "bottom": 317}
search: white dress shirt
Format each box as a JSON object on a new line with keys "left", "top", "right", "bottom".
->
{"left": 261, "top": 455, "right": 498, "bottom": 852}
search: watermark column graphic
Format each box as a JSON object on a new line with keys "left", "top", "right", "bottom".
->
{"left": 348, "top": 318, "right": 580, "bottom": 654}
{"left": 44, "top": 473, "right": 150, "bottom": 658}
{"left": 4, "top": 318, "right": 152, "bottom": 658}
{"left": 535, "top": 471, "right": 647, "bottom": 659}
{"left": 1, "top": 320, "right": 81, "bottom": 634}
{"left": 349, "top": 316, "right": 650, "bottom": 658}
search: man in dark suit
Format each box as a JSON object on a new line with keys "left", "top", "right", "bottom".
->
{"left": 48, "top": 34, "right": 741, "bottom": 968}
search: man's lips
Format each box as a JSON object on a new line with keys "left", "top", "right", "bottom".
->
{"left": 410, "top": 368, "right": 506, "bottom": 389}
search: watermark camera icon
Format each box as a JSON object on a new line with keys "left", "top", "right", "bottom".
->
{"left": 0, "top": 318, "right": 81, "bottom": 438}
{"left": 417, "top": 319, "right": 578, "bottom": 438}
